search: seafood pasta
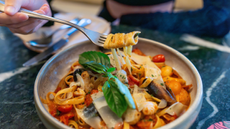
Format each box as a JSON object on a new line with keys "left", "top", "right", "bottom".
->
{"left": 41, "top": 32, "right": 192, "bottom": 129}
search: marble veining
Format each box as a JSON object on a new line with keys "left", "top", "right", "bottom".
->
{"left": 0, "top": 100, "right": 33, "bottom": 105}
{"left": 181, "top": 34, "right": 230, "bottom": 53}
{"left": 197, "top": 70, "right": 227, "bottom": 129}
{"left": 0, "top": 67, "right": 30, "bottom": 83}
{"left": 178, "top": 45, "right": 200, "bottom": 51}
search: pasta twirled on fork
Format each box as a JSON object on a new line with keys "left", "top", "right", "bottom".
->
{"left": 104, "top": 31, "right": 141, "bottom": 49}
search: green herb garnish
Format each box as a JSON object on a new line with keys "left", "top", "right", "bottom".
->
{"left": 79, "top": 51, "right": 110, "bottom": 67}
{"left": 79, "top": 51, "right": 110, "bottom": 74}
{"left": 79, "top": 51, "right": 136, "bottom": 117}
{"left": 107, "top": 67, "right": 116, "bottom": 73}
{"left": 102, "top": 80, "right": 128, "bottom": 117}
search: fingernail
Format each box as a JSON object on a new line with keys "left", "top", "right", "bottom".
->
{"left": 5, "top": 6, "right": 15, "bottom": 15}
{"left": 37, "top": 10, "right": 45, "bottom": 15}
{"left": 18, "top": 13, "right": 28, "bottom": 21}
{"left": 41, "top": 6, "right": 48, "bottom": 15}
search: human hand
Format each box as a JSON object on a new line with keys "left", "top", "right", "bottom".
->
{"left": 0, "top": 0, "right": 52, "bottom": 34}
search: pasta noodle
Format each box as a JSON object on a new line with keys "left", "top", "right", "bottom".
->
{"left": 123, "top": 122, "right": 130, "bottom": 129}
{"left": 104, "top": 31, "right": 141, "bottom": 49}
{"left": 139, "top": 78, "right": 152, "bottom": 88}
{"left": 65, "top": 75, "right": 74, "bottom": 86}
{"left": 68, "top": 120, "right": 79, "bottom": 129}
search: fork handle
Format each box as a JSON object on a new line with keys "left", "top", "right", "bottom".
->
{"left": 0, "top": 1, "right": 86, "bottom": 33}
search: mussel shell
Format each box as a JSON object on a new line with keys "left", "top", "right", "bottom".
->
{"left": 83, "top": 103, "right": 98, "bottom": 118}
{"left": 147, "top": 80, "right": 177, "bottom": 105}
{"left": 73, "top": 68, "right": 85, "bottom": 82}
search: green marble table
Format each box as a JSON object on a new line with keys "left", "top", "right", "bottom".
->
{"left": 0, "top": 25, "right": 230, "bottom": 129}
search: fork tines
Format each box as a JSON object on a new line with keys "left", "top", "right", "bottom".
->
{"left": 98, "top": 35, "right": 107, "bottom": 45}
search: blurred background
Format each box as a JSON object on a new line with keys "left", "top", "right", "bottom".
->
{"left": 50, "top": 0, "right": 103, "bottom": 15}
{"left": 50, "top": 0, "right": 204, "bottom": 15}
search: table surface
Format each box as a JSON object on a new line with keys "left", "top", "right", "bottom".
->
{"left": 0, "top": 25, "right": 230, "bottom": 129}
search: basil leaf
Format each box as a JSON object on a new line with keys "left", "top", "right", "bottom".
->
{"left": 113, "top": 77, "right": 136, "bottom": 109}
{"left": 107, "top": 67, "right": 116, "bottom": 73}
{"left": 84, "top": 61, "right": 107, "bottom": 74}
{"left": 79, "top": 51, "right": 110, "bottom": 67}
{"left": 102, "top": 80, "right": 128, "bottom": 117}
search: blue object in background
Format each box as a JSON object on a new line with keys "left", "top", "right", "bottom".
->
{"left": 99, "top": 0, "right": 230, "bottom": 37}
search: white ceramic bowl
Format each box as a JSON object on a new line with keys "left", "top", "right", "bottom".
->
{"left": 34, "top": 38, "right": 203, "bottom": 129}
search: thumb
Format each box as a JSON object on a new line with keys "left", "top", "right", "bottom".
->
{"left": 4, "top": 0, "right": 30, "bottom": 15}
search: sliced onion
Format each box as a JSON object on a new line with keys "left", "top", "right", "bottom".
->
{"left": 165, "top": 102, "right": 187, "bottom": 116}
{"left": 158, "top": 99, "right": 167, "bottom": 109}
{"left": 76, "top": 73, "right": 84, "bottom": 89}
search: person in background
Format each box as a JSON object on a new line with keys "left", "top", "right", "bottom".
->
{"left": 98, "top": 0, "right": 230, "bottom": 37}
{"left": 0, "top": 0, "right": 229, "bottom": 37}
{"left": 0, "top": 0, "right": 52, "bottom": 34}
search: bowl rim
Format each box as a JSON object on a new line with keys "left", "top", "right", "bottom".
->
{"left": 34, "top": 38, "right": 203, "bottom": 129}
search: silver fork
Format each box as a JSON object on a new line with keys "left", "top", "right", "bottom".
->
{"left": 29, "top": 18, "right": 79, "bottom": 48}
{"left": 0, "top": 1, "right": 107, "bottom": 47}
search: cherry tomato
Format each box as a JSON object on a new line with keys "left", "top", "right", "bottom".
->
{"left": 57, "top": 104, "right": 73, "bottom": 113}
{"left": 152, "top": 54, "right": 165, "bottom": 62}
{"left": 128, "top": 75, "right": 140, "bottom": 86}
{"left": 60, "top": 112, "right": 75, "bottom": 125}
